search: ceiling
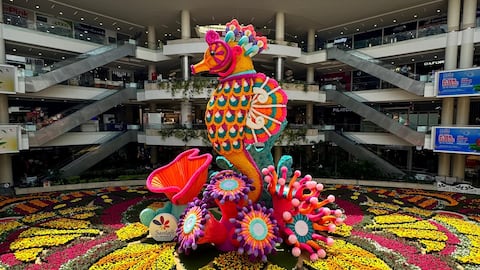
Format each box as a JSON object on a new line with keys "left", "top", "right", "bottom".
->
{"left": 3, "top": 0, "right": 455, "bottom": 80}
{"left": 8, "top": 0, "right": 448, "bottom": 42}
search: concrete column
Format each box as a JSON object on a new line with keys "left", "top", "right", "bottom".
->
{"left": 181, "top": 55, "right": 190, "bottom": 81}
{"left": 181, "top": 101, "right": 193, "bottom": 128}
{"left": 438, "top": 0, "right": 461, "bottom": 177}
{"left": 452, "top": 0, "right": 477, "bottom": 181}
{"left": 181, "top": 10, "right": 191, "bottom": 40}
{"left": 274, "top": 146, "right": 282, "bottom": 166}
{"left": 307, "top": 28, "right": 315, "bottom": 52}
{"left": 181, "top": 10, "right": 191, "bottom": 81}
{"left": 306, "top": 29, "right": 316, "bottom": 83}
{"left": 148, "top": 103, "right": 158, "bottom": 166}
{"left": 0, "top": 3, "right": 13, "bottom": 187}
{"left": 147, "top": 26, "right": 157, "bottom": 81}
{"left": 306, "top": 67, "right": 315, "bottom": 84}
{"left": 275, "top": 12, "right": 285, "bottom": 42}
{"left": 306, "top": 103, "right": 313, "bottom": 126}
{"left": 147, "top": 25, "right": 156, "bottom": 49}
{"left": 275, "top": 57, "right": 284, "bottom": 82}
{"left": 407, "top": 147, "right": 413, "bottom": 171}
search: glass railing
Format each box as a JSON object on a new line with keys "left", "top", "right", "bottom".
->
{"left": 49, "top": 44, "right": 119, "bottom": 71}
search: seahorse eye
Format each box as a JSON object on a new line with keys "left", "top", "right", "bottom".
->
{"left": 210, "top": 50, "right": 215, "bottom": 56}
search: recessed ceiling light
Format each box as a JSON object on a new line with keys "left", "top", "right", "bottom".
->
{"left": 340, "top": 31, "right": 344, "bottom": 35}
{"left": 393, "top": 19, "right": 397, "bottom": 23}
{"left": 436, "top": 9, "right": 441, "bottom": 13}
{"left": 80, "top": 17, "right": 84, "bottom": 21}
{"left": 38, "top": 52, "right": 42, "bottom": 56}
{"left": 99, "top": 22, "right": 103, "bottom": 26}
{"left": 59, "top": 11, "right": 63, "bottom": 15}
{"left": 117, "top": 65, "right": 121, "bottom": 68}
{"left": 356, "top": 28, "right": 360, "bottom": 31}
{"left": 12, "top": 48, "right": 16, "bottom": 52}
{"left": 61, "top": 56, "right": 65, "bottom": 59}
{"left": 391, "top": 61, "right": 395, "bottom": 65}
{"left": 413, "top": 14, "right": 418, "bottom": 18}
{"left": 411, "top": 58, "right": 415, "bottom": 62}
{"left": 434, "top": 55, "right": 438, "bottom": 59}
{"left": 35, "top": 5, "right": 40, "bottom": 9}
{"left": 116, "top": 27, "right": 120, "bottom": 31}
{"left": 373, "top": 24, "right": 377, "bottom": 27}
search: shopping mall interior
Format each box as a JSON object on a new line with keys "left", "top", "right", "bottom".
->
{"left": 1, "top": 0, "right": 480, "bottom": 190}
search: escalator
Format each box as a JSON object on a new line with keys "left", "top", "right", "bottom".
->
{"left": 324, "top": 130, "right": 406, "bottom": 177}
{"left": 325, "top": 89, "right": 425, "bottom": 146}
{"left": 28, "top": 87, "right": 136, "bottom": 147}
{"left": 25, "top": 43, "right": 136, "bottom": 92}
{"left": 327, "top": 46, "right": 425, "bottom": 95}
{"left": 61, "top": 130, "right": 138, "bottom": 177}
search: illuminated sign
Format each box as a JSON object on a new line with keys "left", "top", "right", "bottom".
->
{"left": 432, "top": 126, "right": 480, "bottom": 155}
{"left": 0, "top": 125, "right": 20, "bottom": 154}
{"left": 435, "top": 67, "right": 480, "bottom": 97}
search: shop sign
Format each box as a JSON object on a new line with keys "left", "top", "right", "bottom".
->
{"left": 0, "top": 64, "right": 18, "bottom": 94}
{"left": 435, "top": 67, "right": 480, "bottom": 97}
{"left": 432, "top": 126, "right": 480, "bottom": 155}
{"left": 74, "top": 23, "right": 105, "bottom": 36}
{"left": 0, "top": 125, "right": 20, "bottom": 154}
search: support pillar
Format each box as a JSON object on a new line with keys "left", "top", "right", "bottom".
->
{"left": 148, "top": 103, "right": 158, "bottom": 166}
{"left": 275, "top": 57, "right": 284, "bottom": 82}
{"left": 452, "top": 0, "right": 477, "bottom": 181}
{"left": 407, "top": 147, "right": 413, "bottom": 171}
{"left": 275, "top": 12, "right": 285, "bottom": 42}
{"left": 438, "top": 0, "right": 461, "bottom": 177}
{"left": 307, "top": 28, "right": 315, "bottom": 52}
{"left": 181, "top": 101, "right": 193, "bottom": 128}
{"left": 0, "top": 3, "right": 13, "bottom": 187}
{"left": 181, "top": 10, "right": 191, "bottom": 81}
{"left": 306, "top": 67, "right": 315, "bottom": 84}
{"left": 274, "top": 146, "right": 282, "bottom": 166}
{"left": 306, "top": 103, "right": 313, "bottom": 126}
{"left": 147, "top": 26, "right": 157, "bottom": 80}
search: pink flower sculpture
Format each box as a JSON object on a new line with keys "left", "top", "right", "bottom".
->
{"left": 146, "top": 148, "right": 212, "bottom": 205}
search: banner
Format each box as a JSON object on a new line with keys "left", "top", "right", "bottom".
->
{"left": 0, "top": 64, "right": 18, "bottom": 94}
{"left": 432, "top": 126, "right": 480, "bottom": 155}
{"left": 435, "top": 67, "right": 480, "bottom": 97}
{"left": 0, "top": 125, "right": 20, "bottom": 154}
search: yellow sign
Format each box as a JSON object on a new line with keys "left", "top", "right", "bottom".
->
{"left": 0, "top": 125, "right": 20, "bottom": 154}
{"left": 0, "top": 65, "right": 18, "bottom": 94}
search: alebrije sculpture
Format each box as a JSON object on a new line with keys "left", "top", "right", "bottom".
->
{"left": 141, "top": 19, "right": 346, "bottom": 264}
{"left": 262, "top": 165, "right": 345, "bottom": 261}
{"left": 145, "top": 148, "right": 213, "bottom": 218}
{"left": 176, "top": 170, "right": 282, "bottom": 261}
{"left": 191, "top": 19, "right": 288, "bottom": 203}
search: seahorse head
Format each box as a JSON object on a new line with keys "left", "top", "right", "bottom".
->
{"left": 191, "top": 19, "right": 268, "bottom": 78}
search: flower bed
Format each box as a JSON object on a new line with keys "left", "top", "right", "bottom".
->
{"left": 0, "top": 185, "right": 478, "bottom": 269}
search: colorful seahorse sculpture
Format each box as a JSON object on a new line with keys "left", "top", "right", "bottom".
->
{"left": 191, "top": 19, "right": 288, "bottom": 202}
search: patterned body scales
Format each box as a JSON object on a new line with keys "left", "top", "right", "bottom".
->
{"left": 206, "top": 73, "right": 287, "bottom": 154}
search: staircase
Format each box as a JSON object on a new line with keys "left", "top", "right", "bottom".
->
{"left": 61, "top": 130, "right": 138, "bottom": 177}
{"left": 327, "top": 46, "right": 425, "bottom": 95}
{"left": 326, "top": 90, "right": 425, "bottom": 146}
{"left": 25, "top": 43, "right": 136, "bottom": 92}
{"left": 325, "top": 130, "right": 405, "bottom": 177}
{"left": 28, "top": 87, "right": 136, "bottom": 147}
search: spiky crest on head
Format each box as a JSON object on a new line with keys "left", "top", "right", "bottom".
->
{"left": 223, "top": 19, "right": 268, "bottom": 58}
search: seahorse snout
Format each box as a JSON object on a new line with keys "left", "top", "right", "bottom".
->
{"left": 191, "top": 61, "right": 210, "bottom": 75}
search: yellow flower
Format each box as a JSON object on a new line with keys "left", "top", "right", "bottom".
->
{"left": 14, "top": 248, "right": 43, "bottom": 262}
{"left": 116, "top": 222, "right": 149, "bottom": 241}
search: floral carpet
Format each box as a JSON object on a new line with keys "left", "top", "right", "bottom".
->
{"left": 0, "top": 184, "right": 479, "bottom": 269}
